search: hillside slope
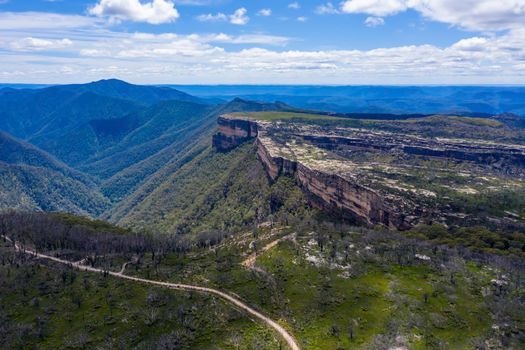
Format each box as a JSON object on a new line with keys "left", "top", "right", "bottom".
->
{"left": 103, "top": 99, "right": 304, "bottom": 229}
{"left": 0, "top": 163, "right": 109, "bottom": 215}
{"left": 0, "top": 131, "right": 109, "bottom": 215}
{"left": 0, "top": 79, "right": 206, "bottom": 166}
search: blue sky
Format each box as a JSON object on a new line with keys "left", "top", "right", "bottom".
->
{"left": 0, "top": 0, "right": 524, "bottom": 84}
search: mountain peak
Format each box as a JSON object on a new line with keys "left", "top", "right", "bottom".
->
{"left": 88, "top": 78, "right": 131, "bottom": 87}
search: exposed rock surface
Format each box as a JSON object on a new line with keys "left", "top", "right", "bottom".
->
{"left": 213, "top": 115, "right": 415, "bottom": 229}
{"left": 213, "top": 113, "right": 525, "bottom": 230}
{"left": 212, "top": 117, "right": 258, "bottom": 151}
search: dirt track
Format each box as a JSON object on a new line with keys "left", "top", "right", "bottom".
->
{"left": 2, "top": 235, "right": 300, "bottom": 350}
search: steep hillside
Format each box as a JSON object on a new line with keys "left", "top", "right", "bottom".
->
{"left": 103, "top": 99, "right": 304, "bottom": 228}
{"left": 81, "top": 100, "right": 215, "bottom": 174}
{"left": 0, "top": 80, "right": 207, "bottom": 166}
{"left": 99, "top": 123, "right": 214, "bottom": 203}
{"left": 112, "top": 144, "right": 269, "bottom": 233}
{"left": 0, "top": 131, "right": 109, "bottom": 215}
{"left": 27, "top": 92, "right": 142, "bottom": 165}
{"left": 0, "top": 163, "right": 109, "bottom": 215}
{"left": 77, "top": 101, "right": 217, "bottom": 203}
{"left": 0, "top": 131, "right": 94, "bottom": 186}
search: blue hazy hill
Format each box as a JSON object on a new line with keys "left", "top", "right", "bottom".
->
{"left": 169, "top": 85, "right": 525, "bottom": 116}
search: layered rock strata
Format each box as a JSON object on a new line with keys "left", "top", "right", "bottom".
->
{"left": 213, "top": 115, "right": 413, "bottom": 229}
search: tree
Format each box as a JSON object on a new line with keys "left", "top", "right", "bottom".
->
{"left": 348, "top": 320, "right": 355, "bottom": 341}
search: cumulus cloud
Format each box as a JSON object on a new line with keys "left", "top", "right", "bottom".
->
{"left": 297, "top": 16, "right": 308, "bottom": 22}
{"left": 89, "top": 0, "right": 179, "bottom": 24}
{"left": 258, "top": 8, "right": 272, "bottom": 17}
{"left": 364, "top": 16, "right": 384, "bottom": 27}
{"left": 342, "top": 0, "right": 407, "bottom": 17}
{"left": 411, "top": 0, "right": 525, "bottom": 31}
{"left": 229, "top": 7, "right": 249, "bottom": 25}
{"left": 451, "top": 37, "right": 490, "bottom": 52}
{"left": 210, "top": 33, "right": 290, "bottom": 46}
{"left": 198, "top": 7, "right": 248, "bottom": 25}
{"left": 10, "top": 37, "right": 72, "bottom": 51}
{"left": 288, "top": 2, "right": 300, "bottom": 10}
{"left": 340, "top": 0, "right": 525, "bottom": 31}
{"left": 1, "top": 10, "right": 525, "bottom": 84}
{"left": 315, "top": 2, "right": 340, "bottom": 15}
{"left": 197, "top": 12, "right": 227, "bottom": 21}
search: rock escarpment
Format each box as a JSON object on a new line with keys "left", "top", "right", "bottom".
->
{"left": 213, "top": 114, "right": 414, "bottom": 229}
{"left": 213, "top": 112, "right": 525, "bottom": 231}
{"left": 212, "top": 117, "right": 258, "bottom": 151}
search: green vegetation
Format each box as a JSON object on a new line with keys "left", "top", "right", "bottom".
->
{"left": 407, "top": 224, "right": 525, "bottom": 257}
{"left": 50, "top": 212, "right": 132, "bottom": 235}
{"left": 0, "top": 243, "right": 280, "bottom": 349}
{"left": 115, "top": 143, "right": 308, "bottom": 235}
{"left": 231, "top": 111, "right": 350, "bottom": 122}
{"left": 401, "top": 115, "right": 504, "bottom": 127}
{"left": 0, "top": 162, "right": 109, "bottom": 216}
{"left": 1, "top": 193, "right": 523, "bottom": 350}
{"left": 1, "top": 81, "right": 524, "bottom": 350}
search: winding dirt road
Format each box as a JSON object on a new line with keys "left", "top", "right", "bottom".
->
{"left": 242, "top": 233, "right": 295, "bottom": 268}
{"left": 2, "top": 236, "right": 300, "bottom": 350}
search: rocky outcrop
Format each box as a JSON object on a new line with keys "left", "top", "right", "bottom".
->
{"left": 256, "top": 138, "right": 297, "bottom": 179}
{"left": 255, "top": 137, "right": 412, "bottom": 229}
{"left": 213, "top": 113, "right": 525, "bottom": 231}
{"left": 302, "top": 134, "right": 525, "bottom": 168}
{"left": 213, "top": 115, "right": 412, "bottom": 229}
{"left": 213, "top": 116, "right": 258, "bottom": 151}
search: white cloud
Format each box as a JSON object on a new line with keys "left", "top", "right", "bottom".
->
{"left": 364, "top": 16, "right": 384, "bottom": 27}
{"left": 411, "top": 0, "right": 525, "bottom": 31}
{"left": 172, "top": 0, "right": 211, "bottom": 4}
{"left": 341, "top": 0, "right": 407, "bottom": 17}
{"left": 340, "top": 0, "right": 525, "bottom": 31}
{"left": 229, "top": 7, "right": 249, "bottom": 25}
{"left": 89, "top": 0, "right": 179, "bottom": 24}
{"left": 198, "top": 7, "right": 249, "bottom": 25}
{"left": 297, "top": 16, "right": 308, "bottom": 22}
{"left": 451, "top": 37, "right": 489, "bottom": 52}
{"left": 1, "top": 10, "right": 525, "bottom": 84}
{"left": 0, "top": 12, "right": 98, "bottom": 30}
{"left": 258, "top": 8, "right": 272, "bottom": 17}
{"left": 197, "top": 12, "right": 227, "bottom": 21}
{"left": 315, "top": 2, "right": 340, "bottom": 15}
{"left": 10, "top": 37, "right": 72, "bottom": 51}
{"left": 210, "top": 33, "right": 290, "bottom": 46}
{"left": 80, "top": 48, "right": 112, "bottom": 57}
{"left": 288, "top": 2, "right": 300, "bottom": 10}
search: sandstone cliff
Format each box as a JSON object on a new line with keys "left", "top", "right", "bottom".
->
{"left": 213, "top": 112, "right": 525, "bottom": 232}
{"left": 213, "top": 114, "right": 413, "bottom": 229}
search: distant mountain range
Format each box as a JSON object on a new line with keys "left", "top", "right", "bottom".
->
{"left": 170, "top": 85, "right": 525, "bottom": 116}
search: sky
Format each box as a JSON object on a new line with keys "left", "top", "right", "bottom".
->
{"left": 0, "top": 0, "right": 524, "bottom": 84}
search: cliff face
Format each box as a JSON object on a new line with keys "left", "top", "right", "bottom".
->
{"left": 213, "top": 113, "right": 525, "bottom": 231}
{"left": 212, "top": 117, "right": 258, "bottom": 151}
{"left": 213, "top": 115, "right": 411, "bottom": 229}
{"left": 256, "top": 137, "right": 411, "bottom": 229}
